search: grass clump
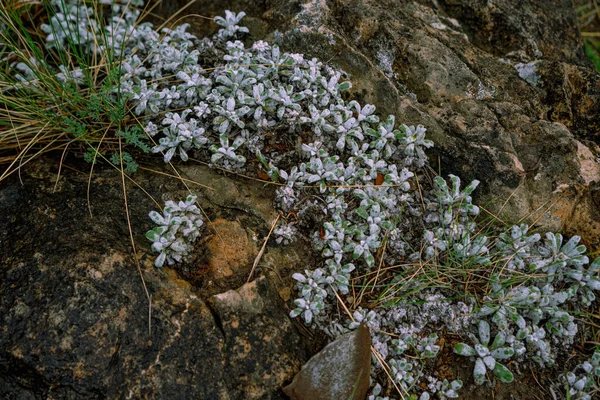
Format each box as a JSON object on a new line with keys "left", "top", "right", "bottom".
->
{"left": 0, "top": 0, "right": 149, "bottom": 180}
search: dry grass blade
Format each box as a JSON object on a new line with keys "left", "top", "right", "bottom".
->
{"left": 118, "top": 136, "right": 152, "bottom": 335}
{"left": 247, "top": 213, "right": 281, "bottom": 282}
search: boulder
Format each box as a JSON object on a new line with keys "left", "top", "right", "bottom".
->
{"left": 0, "top": 161, "right": 310, "bottom": 399}
{"left": 283, "top": 324, "right": 371, "bottom": 400}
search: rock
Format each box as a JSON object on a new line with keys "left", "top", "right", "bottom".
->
{"left": 209, "top": 277, "right": 311, "bottom": 399}
{"left": 156, "top": 0, "right": 600, "bottom": 250}
{"left": 205, "top": 218, "right": 257, "bottom": 280}
{"left": 283, "top": 324, "right": 371, "bottom": 400}
{"left": 0, "top": 161, "right": 310, "bottom": 399}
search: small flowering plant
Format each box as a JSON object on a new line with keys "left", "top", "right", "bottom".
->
{"left": 146, "top": 194, "right": 204, "bottom": 267}
{"left": 454, "top": 320, "right": 515, "bottom": 385}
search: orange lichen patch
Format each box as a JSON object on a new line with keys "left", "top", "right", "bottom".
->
{"left": 150, "top": 267, "right": 195, "bottom": 305}
{"left": 238, "top": 279, "right": 261, "bottom": 306}
{"left": 205, "top": 219, "right": 257, "bottom": 280}
{"left": 73, "top": 361, "right": 89, "bottom": 379}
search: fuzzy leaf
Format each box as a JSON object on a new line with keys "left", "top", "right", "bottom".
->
{"left": 155, "top": 252, "right": 166, "bottom": 268}
{"left": 490, "top": 331, "right": 506, "bottom": 349}
{"left": 289, "top": 308, "right": 302, "bottom": 318}
{"left": 454, "top": 343, "right": 476, "bottom": 356}
{"left": 338, "top": 81, "right": 352, "bottom": 91}
{"left": 491, "top": 347, "right": 514, "bottom": 360}
{"left": 356, "top": 207, "right": 369, "bottom": 219}
{"left": 473, "top": 358, "right": 487, "bottom": 385}
{"left": 493, "top": 363, "right": 514, "bottom": 383}
{"left": 587, "top": 279, "right": 600, "bottom": 291}
{"left": 478, "top": 320, "right": 491, "bottom": 346}
{"left": 292, "top": 273, "right": 307, "bottom": 283}
{"left": 482, "top": 355, "right": 496, "bottom": 370}
{"left": 450, "top": 380, "right": 462, "bottom": 390}
{"left": 149, "top": 211, "right": 166, "bottom": 225}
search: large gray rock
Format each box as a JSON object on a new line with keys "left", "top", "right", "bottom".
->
{"left": 0, "top": 161, "right": 310, "bottom": 399}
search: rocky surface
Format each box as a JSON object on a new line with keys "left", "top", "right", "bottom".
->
{"left": 283, "top": 324, "right": 371, "bottom": 400}
{"left": 0, "top": 161, "right": 311, "bottom": 399}
{"left": 155, "top": 0, "right": 600, "bottom": 250}
{"left": 210, "top": 277, "right": 310, "bottom": 399}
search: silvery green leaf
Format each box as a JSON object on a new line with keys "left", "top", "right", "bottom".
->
{"left": 155, "top": 252, "right": 166, "bottom": 268}
{"left": 329, "top": 240, "right": 342, "bottom": 252}
{"left": 590, "top": 257, "right": 600, "bottom": 272}
{"left": 483, "top": 355, "right": 496, "bottom": 370}
{"left": 146, "top": 230, "right": 160, "bottom": 242}
{"left": 591, "top": 350, "right": 600, "bottom": 366}
{"left": 151, "top": 241, "right": 165, "bottom": 252}
{"left": 304, "top": 309, "right": 313, "bottom": 324}
{"left": 364, "top": 251, "right": 375, "bottom": 268}
{"left": 492, "top": 309, "right": 508, "bottom": 330}
{"left": 478, "top": 304, "right": 497, "bottom": 316}
{"left": 354, "top": 189, "right": 368, "bottom": 199}
{"left": 338, "top": 81, "right": 351, "bottom": 91}
{"left": 478, "top": 320, "right": 491, "bottom": 346}
{"left": 450, "top": 380, "right": 462, "bottom": 390}
{"left": 493, "top": 363, "right": 514, "bottom": 383}
{"left": 353, "top": 245, "right": 364, "bottom": 259}
{"left": 574, "top": 377, "right": 587, "bottom": 391}
{"left": 587, "top": 279, "right": 600, "bottom": 290}
{"left": 473, "top": 358, "right": 487, "bottom": 385}
{"left": 170, "top": 240, "right": 187, "bottom": 253}
{"left": 301, "top": 285, "right": 311, "bottom": 297}
{"left": 289, "top": 308, "right": 302, "bottom": 318}
{"left": 292, "top": 272, "right": 307, "bottom": 282}
{"left": 491, "top": 347, "right": 514, "bottom": 360}
{"left": 356, "top": 207, "right": 369, "bottom": 219}
{"left": 342, "top": 263, "right": 355, "bottom": 273}
{"left": 475, "top": 344, "right": 489, "bottom": 358}
{"left": 490, "top": 331, "right": 506, "bottom": 349}
{"left": 312, "top": 269, "right": 324, "bottom": 279}
{"left": 149, "top": 211, "right": 166, "bottom": 225}
{"left": 454, "top": 343, "right": 476, "bottom": 356}
{"left": 509, "top": 311, "right": 526, "bottom": 329}
{"left": 293, "top": 298, "right": 307, "bottom": 311}
{"left": 379, "top": 220, "right": 392, "bottom": 230}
